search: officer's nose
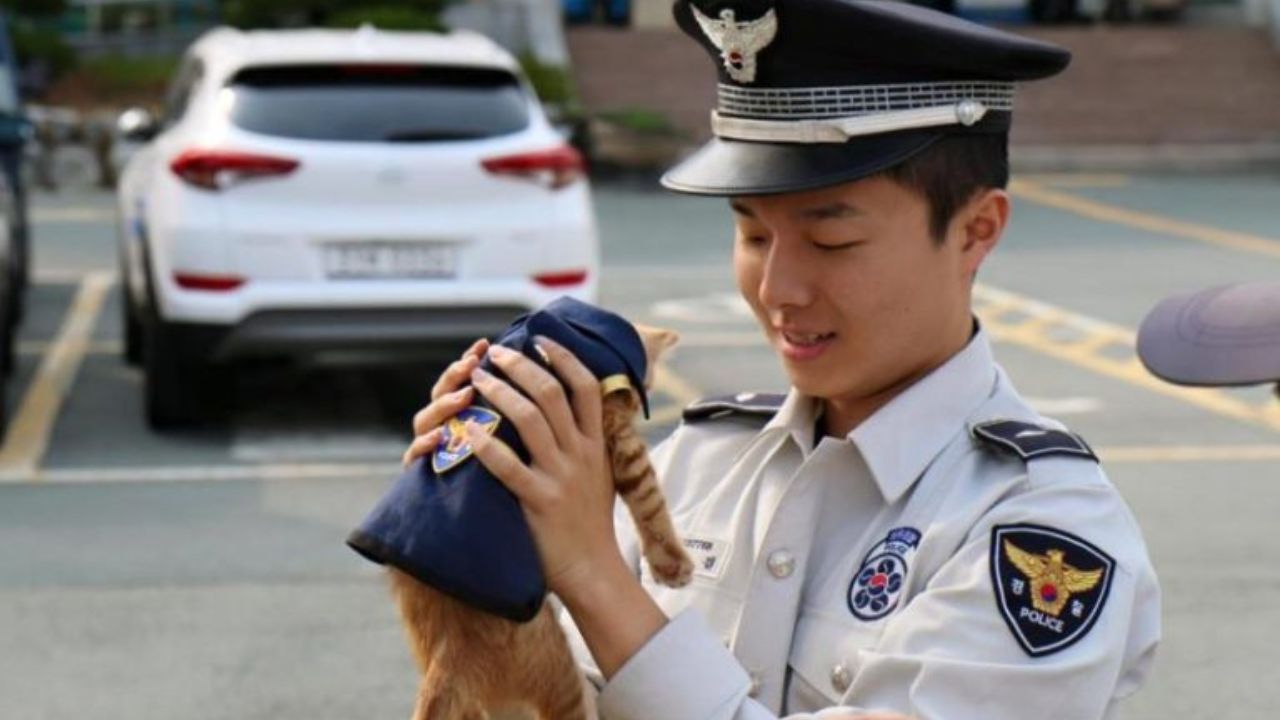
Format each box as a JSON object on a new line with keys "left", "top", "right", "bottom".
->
{"left": 757, "top": 235, "right": 817, "bottom": 314}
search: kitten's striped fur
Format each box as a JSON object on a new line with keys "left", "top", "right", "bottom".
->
{"left": 395, "top": 324, "right": 693, "bottom": 720}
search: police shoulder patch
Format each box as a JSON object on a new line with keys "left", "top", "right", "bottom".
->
{"left": 682, "top": 392, "right": 785, "bottom": 424}
{"left": 432, "top": 405, "right": 503, "bottom": 474}
{"left": 990, "top": 523, "right": 1116, "bottom": 657}
{"left": 971, "top": 419, "right": 1098, "bottom": 462}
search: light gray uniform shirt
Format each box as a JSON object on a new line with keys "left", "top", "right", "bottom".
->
{"left": 560, "top": 329, "right": 1161, "bottom": 720}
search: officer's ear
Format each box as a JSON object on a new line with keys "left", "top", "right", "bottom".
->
{"left": 954, "top": 187, "right": 1010, "bottom": 278}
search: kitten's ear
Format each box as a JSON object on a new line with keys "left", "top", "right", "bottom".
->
{"left": 635, "top": 323, "right": 680, "bottom": 354}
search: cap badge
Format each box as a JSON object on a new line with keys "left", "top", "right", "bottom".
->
{"left": 691, "top": 5, "right": 778, "bottom": 84}
{"left": 433, "top": 405, "right": 503, "bottom": 474}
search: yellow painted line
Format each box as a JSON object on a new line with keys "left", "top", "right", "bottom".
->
{"left": 646, "top": 363, "right": 703, "bottom": 426}
{"left": 1017, "top": 173, "right": 1132, "bottom": 189}
{"left": 33, "top": 269, "right": 118, "bottom": 284}
{"left": 0, "top": 271, "right": 114, "bottom": 478}
{"left": 974, "top": 284, "right": 1280, "bottom": 434}
{"left": 19, "top": 340, "right": 120, "bottom": 356}
{"left": 1098, "top": 445, "right": 1280, "bottom": 463}
{"left": 0, "top": 461, "right": 402, "bottom": 484}
{"left": 30, "top": 207, "right": 116, "bottom": 223}
{"left": 1010, "top": 178, "right": 1280, "bottom": 260}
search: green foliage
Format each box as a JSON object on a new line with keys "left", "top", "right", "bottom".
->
{"left": 0, "top": 0, "right": 67, "bottom": 18}
{"left": 219, "top": 0, "right": 448, "bottom": 29}
{"left": 80, "top": 54, "right": 180, "bottom": 94}
{"left": 10, "top": 25, "right": 74, "bottom": 76}
{"left": 596, "top": 108, "right": 682, "bottom": 137}
{"left": 518, "top": 52, "right": 577, "bottom": 109}
{"left": 326, "top": 6, "right": 446, "bottom": 31}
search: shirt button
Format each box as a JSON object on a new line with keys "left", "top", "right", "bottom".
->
{"left": 748, "top": 672, "right": 763, "bottom": 697}
{"left": 830, "top": 662, "right": 852, "bottom": 694}
{"left": 766, "top": 549, "right": 795, "bottom": 579}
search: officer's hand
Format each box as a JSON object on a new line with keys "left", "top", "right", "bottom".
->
{"left": 402, "top": 338, "right": 490, "bottom": 467}
{"left": 462, "top": 335, "right": 618, "bottom": 600}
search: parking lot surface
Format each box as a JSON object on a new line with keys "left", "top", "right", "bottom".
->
{"left": 1, "top": 173, "right": 1278, "bottom": 718}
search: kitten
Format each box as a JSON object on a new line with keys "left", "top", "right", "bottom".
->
{"left": 391, "top": 323, "right": 693, "bottom": 720}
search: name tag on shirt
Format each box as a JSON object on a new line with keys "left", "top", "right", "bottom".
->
{"left": 683, "top": 537, "right": 732, "bottom": 580}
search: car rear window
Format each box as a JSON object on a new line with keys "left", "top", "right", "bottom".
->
{"left": 225, "top": 64, "right": 530, "bottom": 142}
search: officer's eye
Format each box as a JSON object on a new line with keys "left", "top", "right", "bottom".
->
{"left": 814, "top": 239, "right": 866, "bottom": 252}
{"left": 740, "top": 233, "right": 769, "bottom": 249}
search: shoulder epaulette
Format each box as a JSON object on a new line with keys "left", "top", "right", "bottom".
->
{"left": 971, "top": 419, "right": 1098, "bottom": 463}
{"left": 682, "top": 392, "right": 786, "bottom": 424}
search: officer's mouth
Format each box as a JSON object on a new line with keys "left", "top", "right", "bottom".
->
{"left": 777, "top": 329, "right": 837, "bottom": 361}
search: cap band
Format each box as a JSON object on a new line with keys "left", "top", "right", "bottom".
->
{"left": 711, "top": 99, "right": 992, "bottom": 143}
{"left": 716, "top": 80, "right": 1015, "bottom": 119}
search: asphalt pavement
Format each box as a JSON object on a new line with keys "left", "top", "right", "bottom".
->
{"left": 1, "top": 172, "right": 1278, "bottom": 719}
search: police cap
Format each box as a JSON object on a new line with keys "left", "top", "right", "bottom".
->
{"left": 661, "top": 0, "right": 1072, "bottom": 196}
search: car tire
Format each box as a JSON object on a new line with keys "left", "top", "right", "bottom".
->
{"left": 9, "top": 213, "right": 24, "bottom": 326}
{"left": 142, "top": 315, "right": 229, "bottom": 430}
{"left": 0, "top": 284, "right": 12, "bottom": 377}
{"left": 121, "top": 258, "right": 142, "bottom": 367}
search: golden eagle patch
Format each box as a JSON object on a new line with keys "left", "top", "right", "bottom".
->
{"left": 432, "top": 406, "right": 502, "bottom": 474}
{"left": 991, "top": 524, "right": 1115, "bottom": 657}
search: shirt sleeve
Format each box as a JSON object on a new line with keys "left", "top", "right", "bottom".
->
{"left": 839, "top": 462, "right": 1161, "bottom": 720}
{"left": 599, "top": 609, "right": 870, "bottom": 720}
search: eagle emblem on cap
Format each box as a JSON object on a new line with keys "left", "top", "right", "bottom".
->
{"left": 1003, "top": 540, "right": 1103, "bottom": 616}
{"left": 691, "top": 5, "right": 777, "bottom": 84}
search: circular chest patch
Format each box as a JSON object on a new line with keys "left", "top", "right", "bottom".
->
{"left": 846, "top": 526, "right": 920, "bottom": 621}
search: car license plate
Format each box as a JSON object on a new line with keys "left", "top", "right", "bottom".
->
{"left": 323, "top": 242, "right": 457, "bottom": 279}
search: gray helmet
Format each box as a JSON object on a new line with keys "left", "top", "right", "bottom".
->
{"left": 1137, "top": 282, "right": 1280, "bottom": 389}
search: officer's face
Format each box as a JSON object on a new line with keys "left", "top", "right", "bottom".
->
{"left": 731, "top": 176, "right": 1005, "bottom": 429}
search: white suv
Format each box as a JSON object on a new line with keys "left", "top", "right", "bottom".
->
{"left": 116, "top": 25, "right": 599, "bottom": 429}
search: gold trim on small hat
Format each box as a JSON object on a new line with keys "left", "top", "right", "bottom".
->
{"left": 600, "top": 374, "right": 633, "bottom": 396}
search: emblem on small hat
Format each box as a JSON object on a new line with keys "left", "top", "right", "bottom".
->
{"left": 691, "top": 4, "right": 778, "bottom": 84}
{"left": 433, "top": 405, "right": 503, "bottom": 474}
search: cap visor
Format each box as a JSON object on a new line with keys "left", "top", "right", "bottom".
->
{"left": 660, "top": 130, "right": 943, "bottom": 196}
{"left": 1137, "top": 282, "right": 1280, "bottom": 387}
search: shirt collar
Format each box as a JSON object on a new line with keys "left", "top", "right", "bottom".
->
{"left": 758, "top": 325, "right": 998, "bottom": 501}
{"left": 850, "top": 327, "right": 998, "bottom": 503}
{"left": 761, "top": 387, "right": 821, "bottom": 453}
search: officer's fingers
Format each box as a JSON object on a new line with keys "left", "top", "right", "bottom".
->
{"left": 412, "top": 385, "right": 474, "bottom": 436}
{"left": 465, "top": 420, "right": 542, "bottom": 502}
{"left": 429, "top": 341, "right": 487, "bottom": 401}
{"left": 470, "top": 367, "right": 558, "bottom": 462}
{"left": 401, "top": 427, "right": 443, "bottom": 468}
{"left": 533, "top": 335, "right": 602, "bottom": 441}
{"left": 486, "top": 344, "right": 576, "bottom": 451}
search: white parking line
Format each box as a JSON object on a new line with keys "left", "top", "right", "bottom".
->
{"left": 0, "top": 461, "right": 402, "bottom": 484}
{"left": 0, "top": 271, "right": 114, "bottom": 478}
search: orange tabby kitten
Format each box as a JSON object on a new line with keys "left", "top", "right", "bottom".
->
{"left": 391, "top": 324, "right": 693, "bottom": 720}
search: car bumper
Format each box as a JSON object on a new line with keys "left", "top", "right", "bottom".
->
{"left": 169, "top": 305, "right": 529, "bottom": 364}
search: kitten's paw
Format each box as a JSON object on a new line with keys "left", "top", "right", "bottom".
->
{"left": 650, "top": 554, "right": 695, "bottom": 588}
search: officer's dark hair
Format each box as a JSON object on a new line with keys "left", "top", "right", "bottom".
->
{"left": 876, "top": 134, "right": 1009, "bottom": 245}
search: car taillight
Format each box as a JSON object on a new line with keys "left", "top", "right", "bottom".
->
{"left": 174, "top": 272, "right": 246, "bottom": 292}
{"left": 481, "top": 146, "right": 585, "bottom": 190}
{"left": 532, "top": 270, "right": 589, "bottom": 288}
{"left": 170, "top": 149, "right": 300, "bottom": 191}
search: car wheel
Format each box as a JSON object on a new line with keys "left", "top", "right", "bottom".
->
{"left": 120, "top": 258, "right": 142, "bottom": 367}
{"left": 0, "top": 283, "right": 12, "bottom": 377}
{"left": 142, "top": 315, "right": 228, "bottom": 429}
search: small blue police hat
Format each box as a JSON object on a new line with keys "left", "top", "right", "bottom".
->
{"left": 347, "top": 297, "right": 651, "bottom": 622}
{"left": 1137, "top": 282, "right": 1280, "bottom": 387}
{"left": 661, "top": 0, "right": 1071, "bottom": 195}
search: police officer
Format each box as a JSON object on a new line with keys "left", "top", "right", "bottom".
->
{"left": 404, "top": 0, "right": 1160, "bottom": 717}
